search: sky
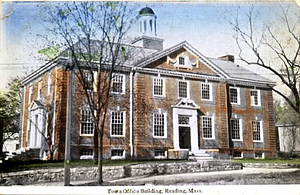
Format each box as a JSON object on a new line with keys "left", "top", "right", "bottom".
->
{"left": 1, "top": 1, "right": 300, "bottom": 97}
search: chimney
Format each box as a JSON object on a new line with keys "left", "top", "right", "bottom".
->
{"left": 132, "top": 36, "right": 164, "bottom": 51}
{"left": 219, "top": 55, "right": 234, "bottom": 63}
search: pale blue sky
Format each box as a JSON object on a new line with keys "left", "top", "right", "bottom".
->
{"left": 0, "top": 1, "right": 299, "bottom": 91}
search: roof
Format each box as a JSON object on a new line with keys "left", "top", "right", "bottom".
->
{"left": 134, "top": 41, "right": 276, "bottom": 86}
{"left": 209, "top": 58, "right": 274, "bottom": 85}
{"left": 139, "top": 7, "right": 155, "bottom": 15}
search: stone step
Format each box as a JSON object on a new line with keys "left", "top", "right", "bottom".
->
{"left": 189, "top": 156, "right": 214, "bottom": 161}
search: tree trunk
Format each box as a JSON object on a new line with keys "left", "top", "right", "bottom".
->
{"left": 0, "top": 117, "right": 3, "bottom": 160}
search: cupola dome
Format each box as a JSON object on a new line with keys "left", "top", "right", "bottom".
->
{"left": 139, "top": 7, "right": 155, "bottom": 15}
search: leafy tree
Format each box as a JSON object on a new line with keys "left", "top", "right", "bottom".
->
{"left": 42, "top": 1, "right": 135, "bottom": 185}
{"left": 0, "top": 78, "right": 21, "bottom": 159}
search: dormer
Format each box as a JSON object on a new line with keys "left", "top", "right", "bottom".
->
{"left": 167, "top": 53, "right": 199, "bottom": 71}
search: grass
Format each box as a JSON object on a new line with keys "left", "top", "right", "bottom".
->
{"left": 0, "top": 159, "right": 187, "bottom": 173}
{"left": 232, "top": 158, "right": 300, "bottom": 164}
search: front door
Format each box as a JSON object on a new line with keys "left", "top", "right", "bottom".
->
{"left": 179, "top": 127, "right": 191, "bottom": 150}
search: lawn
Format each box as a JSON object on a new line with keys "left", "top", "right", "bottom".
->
{"left": 0, "top": 159, "right": 187, "bottom": 173}
{"left": 232, "top": 158, "right": 300, "bottom": 164}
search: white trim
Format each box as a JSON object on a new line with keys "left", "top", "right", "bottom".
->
{"left": 111, "top": 149, "right": 125, "bottom": 160}
{"left": 229, "top": 87, "right": 240, "bottom": 105}
{"left": 254, "top": 152, "right": 265, "bottom": 159}
{"left": 178, "top": 80, "right": 190, "bottom": 99}
{"left": 110, "top": 111, "right": 126, "bottom": 137}
{"left": 253, "top": 120, "right": 264, "bottom": 142}
{"left": 79, "top": 109, "right": 94, "bottom": 136}
{"left": 153, "top": 77, "right": 165, "bottom": 97}
{"left": 153, "top": 112, "right": 167, "bottom": 138}
{"left": 111, "top": 74, "right": 125, "bottom": 94}
{"left": 202, "top": 115, "right": 215, "bottom": 140}
{"left": 154, "top": 149, "right": 167, "bottom": 159}
{"left": 250, "top": 89, "right": 261, "bottom": 107}
{"left": 231, "top": 118, "right": 243, "bottom": 141}
{"left": 201, "top": 82, "right": 213, "bottom": 101}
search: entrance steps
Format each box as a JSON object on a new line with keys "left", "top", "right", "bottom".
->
{"left": 189, "top": 150, "right": 214, "bottom": 161}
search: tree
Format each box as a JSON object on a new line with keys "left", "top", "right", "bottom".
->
{"left": 228, "top": 4, "right": 300, "bottom": 114}
{"left": 43, "top": 1, "right": 135, "bottom": 185}
{"left": 0, "top": 78, "right": 21, "bottom": 159}
{"left": 275, "top": 98, "right": 300, "bottom": 156}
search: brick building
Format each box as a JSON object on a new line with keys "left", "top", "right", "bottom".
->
{"left": 20, "top": 7, "right": 277, "bottom": 160}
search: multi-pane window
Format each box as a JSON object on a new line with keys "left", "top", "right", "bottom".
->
{"left": 179, "top": 57, "right": 185, "bottom": 65}
{"left": 80, "top": 149, "right": 93, "bottom": 159}
{"left": 111, "top": 149, "right": 124, "bottom": 159}
{"left": 254, "top": 152, "right": 264, "bottom": 158}
{"left": 251, "top": 90, "right": 260, "bottom": 106}
{"left": 111, "top": 111, "right": 124, "bottom": 136}
{"left": 231, "top": 119, "right": 241, "bottom": 140}
{"left": 202, "top": 116, "right": 213, "bottom": 139}
{"left": 81, "top": 110, "right": 94, "bottom": 135}
{"left": 230, "top": 87, "right": 240, "bottom": 104}
{"left": 154, "top": 150, "right": 166, "bottom": 158}
{"left": 153, "top": 113, "right": 166, "bottom": 138}
{"left": 112, "top": 74, "right": 124, "bottom": 94}
{"left": 178, "top": 115, "right": 189, "bottom": 125}
{"left": 83, "top": 71, "right": 93, "bottom": 90}
{"left": 153, "top": 77, "right": 164, "bottom": 96}
{"left": 178, "top": 81, "right": 188, "bottom": 98}
{"left": 252, "top": 120, "right": 262, "bottom": 141}
{"left": 201, "top": 83, "right": 212, "bottom": 101}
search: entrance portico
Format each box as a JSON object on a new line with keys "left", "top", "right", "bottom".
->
{"left": 172, "top": 99, "right": 200, "bottom": 152}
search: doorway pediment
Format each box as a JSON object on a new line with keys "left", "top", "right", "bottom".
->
{"left": 172, "top": 98, "right": 199, "bottom": 110}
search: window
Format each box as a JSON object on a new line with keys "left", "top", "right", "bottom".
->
{"left": 252, "top": 120, "right": 263, "bottom": 141}
{"left": 153, "top": 112, "right": 167, "bottom": 138}
{"left": 231, "top": 119, "right": 242, "bottom": 140}
{"left": 111, "top": 74, "right": 125, "bottom": 94}
{"left": 254, "top": 152, "right": 264, "bottom": 159}
{"left": 111, "top": 111, "right": 124, "bottom": 136}
{"left": 81, "top": 109, "right": 94, "bottom": 135}
{"left": 178, "top": 80, "right": 189, "bottom": 98}
{"left": 202, "top": 116, "right": 213, "bottom": 139}
{"left": 154, "top": 150, "right": 167, "bottom": 159}
{"left": 233, "top": 151, "right": 243, "bottom": 158}
{"left": 153, "top": 77, "right": 164, "bottom": 96}
{"left": 201, "top": 83, "right": 212, "bottom": 101}
{"left": 179, "top": 57, "right": 185, "bottom": 65}
{"left": 229, "top": 87, "right": 240, "bottom": 104}
{"left": 83, "top": 71, "right": 93, "bottom": 90}
{"left": 80, "top": 149, "right": 93, "bottom": 160}
{"left": 111, "top": 149, "right": 125, "bottom": 160}
{"left": 251, "top": 90, "right": 261, "bottom": 106}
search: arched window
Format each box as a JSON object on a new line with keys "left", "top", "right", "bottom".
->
{"left": 150, "top": 20, "right": 153, "bottom": 32}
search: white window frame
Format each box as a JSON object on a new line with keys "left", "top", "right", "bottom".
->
{"left": 80, "top": 149, "right": 94, "bottom": 160}
{"left": 111, "top": 74, "right": 125, "bottom": 94}
{"left": 178, "top": 80, "right": 190, "bottom": 99}
{"left": 230, "top": 118, "right": 243, "bottom": 141}
{"left": 80, "top": 109, "right": 94, "bottom": 136}
{"left": 202, "top": 115, "right": 215, "bottom": 139}
{"left": 153, "top": 77, "right": 165, "bottom": 97}
{"left": 250, "top": 89, "right": 261, "bottom": 107}
{"left": 233, "top": 151, "right": 243, "bottom": 159}
{"left": 229, "top": 87, "right": 240, "bottom": 105}
{"left": 178, "top": 57, "right": 185, "bottom": 65}
{"left": 254, "top": 152, "right": 265, "bottom": 159}
{"left": 111, "top": 149, "right": 125, "bottom": 160}
{"left": 110, "top": 111, "right": 125, "bottom": 137}
{"left": 252, "top": 120, "right": 263, "bottom": 142}
{"left": 153, "top": 112, "right": 167, "bottom": 138}
{"left": 201, "top": 83, "right": 213, "bottom": 101}
{"left": 154, "top": 149, "right": 167, "bottom": 159}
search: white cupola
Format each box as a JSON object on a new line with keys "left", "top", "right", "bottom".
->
{"left": 137, "top": 7, "right": 157, "bottom": 37}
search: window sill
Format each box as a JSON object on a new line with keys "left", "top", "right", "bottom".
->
{"left": 153, "top": 136, "right": 167, "bottom": 139}
{"left": 80, "top": 134, "right": 94, "bottom": 137}
{"left": 203, "top": 138, "right": 215, "bottom": 140}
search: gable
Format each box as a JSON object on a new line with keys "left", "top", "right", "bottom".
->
{"left": 138, "top": 42, "right": 228, "bottom": 78}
